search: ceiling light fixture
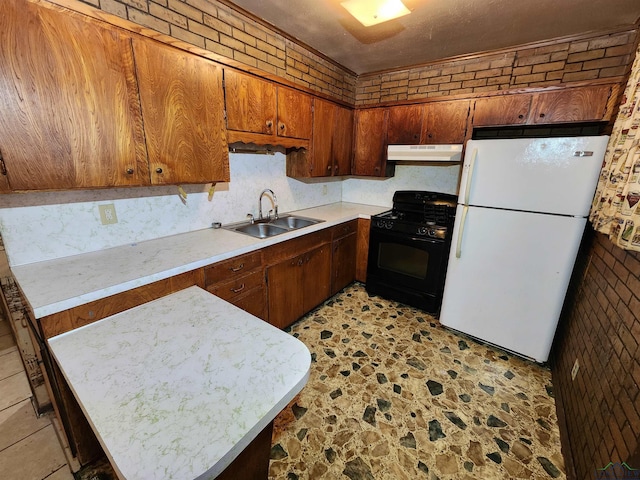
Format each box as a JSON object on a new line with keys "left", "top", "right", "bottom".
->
{"left": 341, "top": 0, "right": 411, "bottom": 27}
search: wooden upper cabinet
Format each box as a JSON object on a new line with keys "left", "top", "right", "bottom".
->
{"left": 224, "top": 69, "right": 311, "bottom": 147}
{"left": 423, "top": 100, "right": 470, "bottom": 144}
{"left": 333, "top": 105, "right": 354, "bottom": 176}
{"left": 387, "top": 104, "right": 423, "bottom": 144}
{"left": 224, "top": 69, "right": 277, "bottom": 135}
{"left": 310, "top": 99, "right": 335, "bottom": 176}
{"left": 132, "top": 38, "right": 229, "bottom": 185}
{"left": 352, "top": 108, "right": 391, "bottom": 177}
{"left": 277, "top": 87, "right": 313, "bottom": 139}
{"left": 0, "top": 0, "right": 149, "bottom": 191}
{"left": 472, "top": 95, "right": 533, "bottom": 126}
{"left": 529, "top": 85, "right": 612, "bottom": 124}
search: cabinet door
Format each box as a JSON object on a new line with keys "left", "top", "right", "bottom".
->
{"left": 332, "top": 233, "right": 357, "bottom": 296}
{"left": 224, "top": 69, "right": 277, "bottom": 135}
{"left": 303, "top": 244, "right": 332, "bottom": 313}
{"left": 267, "top": 255, "right": 305, "bottom": 329}
{"left": 472, "top": 95, "right": 532, "bottom": 126}
{"left": 423, "top": 100, "right": 470, "bottom": 144}
{"left": 387, "top": 105, "right": 423, "bottom": 144}
{"left": 311, "top": 98, "right": 335, "bottom": 176}
{"left": 352, "top": 108, "right": 388, "bottom": 176}
{"left": 529, "top": 86, "right": 612, "bottom": 124}
{"left": 132, "top": 38, "right": 229, "bottom": 185}
{"left": 0, "top": 0, "right": 149, "bottom": 190}
{"left": 333, "top": 105, "right": 354, "bottom": 176}
{"left": 277, "top": 87, "right": 313, "bottom": 139}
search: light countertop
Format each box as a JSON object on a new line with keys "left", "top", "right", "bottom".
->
{"left": 12, "top": 202, "right": 386, "bottom": 318}
{"left": 48, "top": 286, "right": 311, "bottom": 480}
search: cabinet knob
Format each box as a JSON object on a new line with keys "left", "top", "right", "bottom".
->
{"left": 539, "top": 113, "right": 546, "bottom": 118}
{"left": 279, "top": 123, "right": 285, "bottom": 130}
{"left": 518, "top": 114, "right": 524, "bottom": 119}
{"left": 266, "top": 120, "right": 273, "bottom": 128}
{"left": 126, "top": 168, "right": 134, "bottom": 175}
{"left": 413, "top": 134, "right": 419, "bottom": 139}
{"left": 156, "top": 167, "right": 163, "bottom": 174}
{"left": 334, "top": 165, "right": 338, "bottom": 174}
{"left": 327, "top": 165, "right": 332, "bottom": 171}
{"left": 297, "top": 258, "right": 304, "bottom": 266}
{"left": 428, "top": 133, "right": 433, "bottom": 138}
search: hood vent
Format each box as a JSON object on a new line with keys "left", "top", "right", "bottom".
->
{"left": 387, "top": 144, "right": 463, "bottom": 162}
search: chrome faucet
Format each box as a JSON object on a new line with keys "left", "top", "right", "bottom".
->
{"left": 258, "top": 189, "right": 278, "bottom": 221}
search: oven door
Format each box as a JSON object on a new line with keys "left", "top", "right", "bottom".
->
{"left": 366, "top": 227, "right": 449, "bottom": 312}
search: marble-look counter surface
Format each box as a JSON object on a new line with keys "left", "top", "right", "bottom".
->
{"left": 48, "top": 286, "right": 311, "bottom": 480}
{"left": 11, "top": 202, "right": 386, "bottom": 318}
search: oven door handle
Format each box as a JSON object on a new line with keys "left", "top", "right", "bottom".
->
{"left": 455, "top": 205, "right": 469, "bottom": 258}
{"left": 463, "top": 148, "right": 478, "bottom": 206}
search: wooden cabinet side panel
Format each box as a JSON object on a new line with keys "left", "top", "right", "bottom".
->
{"left": 0, "top": 0, "right": 149, "bottom": 190}
{"left": 356, "top": 218, "right": 371, "bottom": 283}
{"left": 277, "top": 87, "right": 313, "bottom": 140}
{"left": 40, "top": 269, "right": 203, "bottom": 338}
{"left": 224, "top": 69, "right": 276, "bottom": 135}
{"left": 303, "top": 244, "right": 332, "bottom": 314}
{"left": 387, "top": 104, "right": 423, "bottom": 144}
{"left": 332, "top": 233, "right": 357, "bottom": 296}
{"left": 133, "top": 37, "right": 229, "bottom": 185}
{"left": 472, "top": 95, "right": 532, "bottom": 127}
{"left": 352, "top": 109, "right": 388, "bottom": 176}
{"left": 333, "top": 105, "right": 354, "bottom": 176}
{"left": 529, "top": 86, "right": 612, "bottom": 124}
{"left": 423, "top": 100, "right": 470, "bottom": 144}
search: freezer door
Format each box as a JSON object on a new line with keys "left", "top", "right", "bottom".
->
{"left": 439, "top": 205, "right": 586, "bottom": 363}
{"left": 460, "top": 136, "right": 608, "bottom": 216}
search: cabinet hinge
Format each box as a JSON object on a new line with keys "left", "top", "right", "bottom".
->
{"left": 0, "top": 149, "right": 6, "bottom": 176}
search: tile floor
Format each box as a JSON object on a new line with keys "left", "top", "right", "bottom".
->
{"left": 0, "top": 282, "right": 567, "bottom": 479}
{"left": 0, "top": 312, "right": 74, "bottom": 480}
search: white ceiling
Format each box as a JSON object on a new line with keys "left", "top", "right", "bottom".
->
{"left": 226, "top": 0, "right": 640, "bottom": 74}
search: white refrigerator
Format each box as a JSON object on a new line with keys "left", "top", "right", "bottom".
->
{"left": 439, "top": 136, "right": 608, "bottom": 363}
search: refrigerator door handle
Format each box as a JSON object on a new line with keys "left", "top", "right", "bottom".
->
{"left": 463, "top": 148, "right": 478, "bottom": 206}
{"left": 456, "top": 205, "right": 469, "bottom": 258}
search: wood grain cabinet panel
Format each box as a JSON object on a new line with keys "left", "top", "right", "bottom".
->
{"left": 352, "top": 108, "right": 392, "bottom": 177}
{"left": 277, "top": 87, "right": 313, "bottom": 140}
{"left": 422, "top": 100, "right": 470, "bottom": 144}
{"left": 356, "top": 218, "right": 371, "bottom": 283}
{"left": 387, "top": 104, "right": 423, "bottom": 144}
{"left": 0, "top": 0, "right": 149, "bottom": 191}
{"left": 472, "top": 95, "right": 533, "bottom": 126}
{"left": 529, "top": 85, "right": 612, "bottom": 124}
{"left": 224, "top": 69, "right": 277, "bottom": 135}
{"left": 132, "top": 37, "right": 229, "bottom": 185}
{"left": 287, "top": 99, "right": 353, "bottom": 178}
{"left": 331, "top": 221, "right": 358, "bottom": 296}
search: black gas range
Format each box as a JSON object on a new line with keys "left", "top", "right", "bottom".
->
{"left": 366, "top": 191, "right": 458, "bottom": 314}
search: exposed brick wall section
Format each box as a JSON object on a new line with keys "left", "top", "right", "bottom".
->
{"left": 552, "top": 230, "right": 640, "bottom": 479}
{"left": 78, "top": 0, "right": 356, "bottom": 103}
{"left": 356, "top": 31, "right": 637, "bottom": 105}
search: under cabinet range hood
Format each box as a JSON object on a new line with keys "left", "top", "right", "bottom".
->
{"left": 387, "top": 144, "right": 463, "bottom": 162}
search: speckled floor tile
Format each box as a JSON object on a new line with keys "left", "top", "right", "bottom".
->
{"left": 270, "top": 283, "right": 565, "bottom": 480}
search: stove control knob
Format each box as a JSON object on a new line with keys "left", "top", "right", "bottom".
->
{"left": 417, "top": 226, "right": 427, "bottom": 235}
{"left": 429, "top": 229, "right": 436, "bottom": 237}
{"left": 385, "top": 221, "right": 393, "bottom": 229}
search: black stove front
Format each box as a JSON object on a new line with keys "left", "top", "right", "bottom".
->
{"left": 366, "top": 191, "right": 457, "bottom": 314}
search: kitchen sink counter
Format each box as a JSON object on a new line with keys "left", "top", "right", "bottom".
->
{"left": 12, "top": 202, "right": 386, "bottom": 318}
{"left": 48, "top": 285, "right": 311, "bottom": 480}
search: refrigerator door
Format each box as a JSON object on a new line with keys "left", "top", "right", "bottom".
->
{"left": 439, "top": 204, "right": 586, "bottom": 362}
{"left": 459, "top": 136, "right": 608, "bottom": 216}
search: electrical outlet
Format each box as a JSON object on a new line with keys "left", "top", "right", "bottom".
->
{"left": 571, "top": 359, "right": 580, "bottom": 380}
{"left": 99, "top": 204, "right": 118, "bottom": 225}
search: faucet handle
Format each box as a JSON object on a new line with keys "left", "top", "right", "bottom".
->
{"left": 246, "top": 213, "right": 255, "bottom": 224}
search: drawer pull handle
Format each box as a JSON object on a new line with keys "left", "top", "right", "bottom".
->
{"left": 231, "top": 283, "right": 245, "bottom": 293}
{"left": 230, "top": 263, "right": 244, "bottom": 272}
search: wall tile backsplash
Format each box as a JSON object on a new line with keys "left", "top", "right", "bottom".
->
{"left": 0, "top": 154, "right": 459, "bottom": 266}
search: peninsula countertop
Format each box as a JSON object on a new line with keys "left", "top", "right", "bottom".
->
{"left": 11, "top": 202, "right": 386, "bottom": 318}
{"left": 48, "top": 286, "right": 311, "bottom": 480}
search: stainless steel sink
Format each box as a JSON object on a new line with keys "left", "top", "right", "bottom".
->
{"left": 225, "top": 215, "right": 323, "bottom": 239}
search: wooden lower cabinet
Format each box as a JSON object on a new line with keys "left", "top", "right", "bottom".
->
{"left": 356, "top": 218, "right": 371, "bottom": 283}
{"left": 331, "top": 221, "right": 358, "bottom": 296}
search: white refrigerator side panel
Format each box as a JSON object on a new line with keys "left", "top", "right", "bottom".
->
{"left": 460, "top": 137, "right": 608, "bottom": 216}
{"left": 440, "top": 205, "right": 586, "bottom": 362}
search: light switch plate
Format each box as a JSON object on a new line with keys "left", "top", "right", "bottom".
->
{"left": 99, "top": 204, "right": 118, "bottom": 225}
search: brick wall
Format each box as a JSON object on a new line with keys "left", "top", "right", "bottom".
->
{"left": 356, "top": 30, "right": 637, "bottom": 105}
{"left": 552, "top": 229, "right": 640, "bottom": 479}
{"left": 77, "top": 0, "right": 356, "bottom": 103}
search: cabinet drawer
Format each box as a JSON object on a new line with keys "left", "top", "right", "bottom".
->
{"left": 331, "top": 220, "right": 358, "bottom": 240}
{"left": 232, "top": 287, "right": 267, "bottom": 321}
{"left": 205, "top": 251, "right": 262, "bottom": 285}
{"left": 206, "top": 269, "right": 264, "bottom": 302}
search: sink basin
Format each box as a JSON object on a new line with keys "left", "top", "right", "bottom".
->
{"left": 234, "top": 223, "right": 288, "bottom": 238}
{"left": 225, "top": 215, "right": 324, "bottom": 239}
{"left": 271, "top": 216, "right": 319, "bottom": 230}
